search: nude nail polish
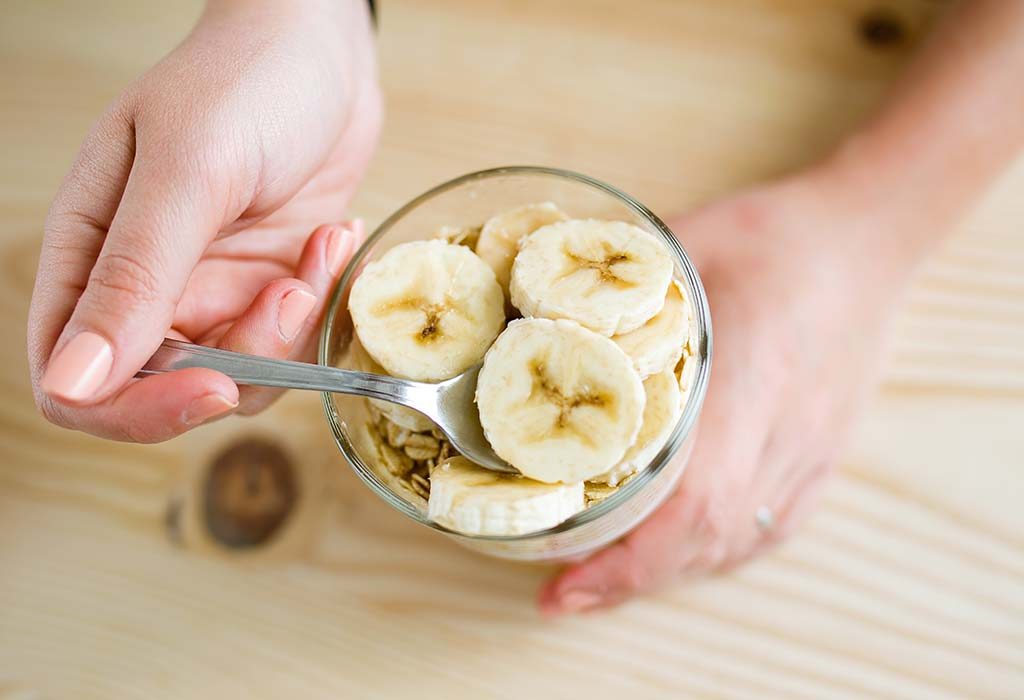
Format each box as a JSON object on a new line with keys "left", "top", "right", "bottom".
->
{"left": 40, "top": 331, "right": 113, "bottom": 402}
{"left": 325, "top": 224, "right": 354, "bottom": 277}
{"left": 558, "top": 590, "right": 602, "bottom": 613}
{"left": 350, "top": 217, "right": 365, "bottom": 242}
{"left": 183, "top": 392, "right": 238, "bottom": 427}
{"left": 278, "top": 289, "right": 317, "bottom": 341}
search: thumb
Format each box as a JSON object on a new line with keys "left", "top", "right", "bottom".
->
{"left": 40, "top": 147, "right": 222, "bottom": 405}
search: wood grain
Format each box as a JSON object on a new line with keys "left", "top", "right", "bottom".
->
{"left": 1, "top": 0, "right": 1021, "bottom": 698}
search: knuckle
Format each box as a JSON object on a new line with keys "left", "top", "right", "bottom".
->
{"left": 44, "top": 208, "right": 107, "bottom": 244}
{"left": 700, "top": 541, "right": 732, "bottom": 572}
{"left": 88, "top": 252, "right": 164, "bottom": 309}
{"left": 688, "top": 498, "right": 739, "bottom": 573}
{"left": 694, "top": 496, "right": 732, "bottom": 543}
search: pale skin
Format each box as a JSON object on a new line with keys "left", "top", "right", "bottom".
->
{"left": 26, "top": 1, "right": 1024, "bottom": 610}
{"left": 28, "top": 0, "right": 380, "bottom": 440}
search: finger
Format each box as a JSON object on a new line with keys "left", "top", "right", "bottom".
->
{"left": 29, "top": 105, "right": 135, "bottom": 393}
{"left": 723, "top": 415, "right": 841, "bottom": 568}
{"left": 746, "top": 453, "right": 833, "bottom": 553}
{"left": 295, "top": 219, "right": 364, "bottom": 283}
{"left": 214, "top": 220, "right": 363, "bottom": 415}
{"left": 773, "top": 464, "right": 830, "bottom": 539}
{"left": 291, "top": 218, "right": 364, "bottom": 362}
{"left": 38, "top": 368, "right": 238, "bottom": 443}
{"left": 39, "top": 127, "right": 225, "bottom": 407}
{"left": 214, "top": 278, "right": 317, "bottom": 414}
{"left": 538, "top": 488, "right": 707, "bottom": 616}
{"left": 293, "top": 218, "right": 364, "bottom": 359}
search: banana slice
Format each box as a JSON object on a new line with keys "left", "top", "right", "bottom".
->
{"left": 510, "top": 219, "right": 674, "bottom": 336}
{"left": 676, "top": 352, "right": 699, "bottom": 407}
{"left": 476, "top": 202, "right": 568, "bottom": 299}
{"left": 476, "top": 317, "right": 645, "bottom": 484}
{"left": 433, "top": 224, "right": 481, "bottom": 248}
{"left": 613, "top": 279, "right": 689, "bottom": 378}
{"left": 428, "top": 456, "right": 584, "bottom": 536}
{"left": 596, "top": 367, "right": 682, "bottom": 486}
{"left": 368, "top": 397, "right": 435, "bottom": 433}
{"left": 349, "top": 240, "right": 505, "bottom": 381}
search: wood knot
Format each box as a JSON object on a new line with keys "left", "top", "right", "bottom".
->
{"left": 858, "top": 7, "right": 908, "bottom": 49}
{"left": 202, "top": 438, "right": 298, "bottom": 549}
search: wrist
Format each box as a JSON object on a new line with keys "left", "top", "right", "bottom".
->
{"left": 807, "top": 136, "right": 948, "bottom": 280}
{"left": 197, "top": 0, "right": 377, "bottom": 103}
{"left": 205, "top": 0, "right": 354, "bottom": 17}
{"left": 202, "top": 0, "right": 372, "bottom": 40}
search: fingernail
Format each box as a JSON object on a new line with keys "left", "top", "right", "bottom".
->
{"left": 350, "top": 217, "right": 366, "bottom": 242}
{"left": 325, "top": 224, "right": 355, "bottom": 277}
{"left": 278, "top": 289, "right": 317, "bottom": 341}
{"left": 183, "top": 392, "right": 238, "bottom": 427}
{"left": 40, "top": 331, "right": 113, "bottom": 402}
{"left": 558, "top": 590, "right": 602, "bottom": 614}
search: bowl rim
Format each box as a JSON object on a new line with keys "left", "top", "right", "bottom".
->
{"left": 318, "top": 165, "right": 712, "bottom": 541}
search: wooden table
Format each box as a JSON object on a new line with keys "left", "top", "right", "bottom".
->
{"left": 1, "top": 1, "right": 1021, "bottom": 697}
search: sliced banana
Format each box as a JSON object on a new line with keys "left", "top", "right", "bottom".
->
{"left": 676, "top": 352, "right": 699, "bottom": 407}
{"left": 613, "top": 279, "right": 689, "bottom": 378}
{"left": 476, "top": 202, "right": 568, "bottom": 300}
{"left": 433, "top": 224, "right": 481, "bottom": 248}
{"left": 476, "top": 317, "right": 645, "bottom": 484}
{"left": 510, "top": 219, "right": 674, "bottom": 336}
{"left": 368, "top": 398, "right": 435, "bottom": 433}
{"left": 596, "top": 367, "right": 682, "bottom": 486}
{"left": 349, "top": 240, "right": 505, "bottom": 381}
{"left": 428, "top": 456, "right": 584, "bottom": 536}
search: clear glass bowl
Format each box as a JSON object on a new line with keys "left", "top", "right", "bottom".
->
{"left": 319, "top": 166, "right": 712, "bottom": 561}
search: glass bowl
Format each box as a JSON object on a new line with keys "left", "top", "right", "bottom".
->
{"left": 319, "top": 166, "right": 712, "bottom": 561}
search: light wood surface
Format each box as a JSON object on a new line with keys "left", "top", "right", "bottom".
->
{"left": 1, "top": 1, "right": 1022, "bottom": 698}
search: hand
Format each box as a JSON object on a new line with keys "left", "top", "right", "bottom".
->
{"left": 28, "top": 0, "right": 381, "bottom": 442}
{"left": 539, "top": 172, "right": 911, "bottom": 613}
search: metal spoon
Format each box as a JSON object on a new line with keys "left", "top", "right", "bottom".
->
{"left": 139, "top": 338, "right": 515, "bottom": 473}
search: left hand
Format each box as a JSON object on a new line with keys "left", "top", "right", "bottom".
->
{"left": 539, "top": 173, "right": 910, "bottom": 614}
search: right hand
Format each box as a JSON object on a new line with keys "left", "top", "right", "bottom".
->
{"left": 28, "top": 0, "right": 382, "bottom": 442}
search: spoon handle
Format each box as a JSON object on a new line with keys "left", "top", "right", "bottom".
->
{"left": 139, "top": 338, "right": 426, "bottom": 407}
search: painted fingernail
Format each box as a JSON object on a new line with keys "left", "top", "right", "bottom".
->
{"left": 559, "top": 590, "right": 602, "bottom": 614}
{"left": 40, "top": 331, "right": 113, "bottom": 402}
{"left": 350, "top": 217, "right": 366, "bottom": 242}
{"left": 325, "top": 224, "right": 355, "bottom": 277}
{"left": 183, "top": 392, "right": 238, "bottom": 427}
{"left": 278, "top": 289, "right": 317, "bottom": 341}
